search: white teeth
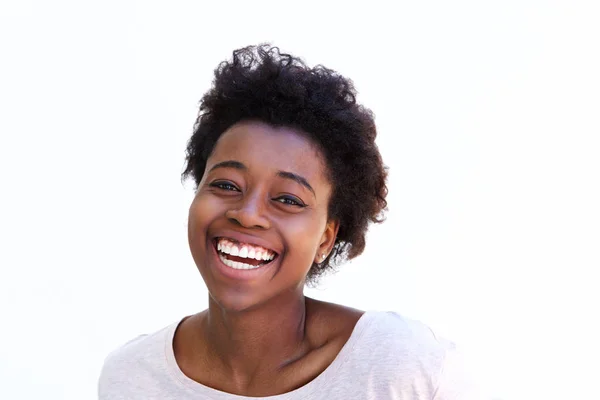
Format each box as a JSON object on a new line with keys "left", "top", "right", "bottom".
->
{"left": 217, "top": 238, "right": 276, "bottom": 262}
{"left": 219, "top": 253, "right": 261, "bottom": 270}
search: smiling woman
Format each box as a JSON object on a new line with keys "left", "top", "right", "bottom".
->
{"left": 98, "top": 45, "right": 481, "bottom": 399}
{"left": 187, "top": 122, "right": 340, "bottom": 313}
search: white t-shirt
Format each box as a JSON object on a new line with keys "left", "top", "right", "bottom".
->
{"left": 98, "top": 311, "right": 483, "bottom": 399}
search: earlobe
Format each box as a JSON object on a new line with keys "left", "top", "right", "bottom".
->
{"left": 317, "top": 219, "right": 339, "bottom": 261}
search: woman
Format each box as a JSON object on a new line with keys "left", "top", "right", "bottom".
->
{"left": 99, "top": 45, "right": 479, "bottom": 399}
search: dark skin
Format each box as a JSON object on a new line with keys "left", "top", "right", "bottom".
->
{"left": 175, "top": 121, "right": 364, "bottom": 396}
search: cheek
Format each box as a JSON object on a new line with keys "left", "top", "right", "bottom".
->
{"left": 187, "top": 195, "right": 217, "bottom": 245}
{"left": 279, "top": 214, "right": 326, "bottom": 261}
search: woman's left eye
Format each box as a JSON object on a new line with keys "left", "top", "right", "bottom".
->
{"left": 210, "top": 181, "right": 239, "bottom": 191}
{"left": 274, "top": 197, "right": 305, "bottom": 207}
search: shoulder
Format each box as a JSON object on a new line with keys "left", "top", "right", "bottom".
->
{"left": 355, "top": 312, "right": 483, "bottom": 399}
{"left": 98, "top": 320, "right": 180, "bottom": 398}
{"left": 356, "top": 311, "right": 451, "bottom": 367}
{"left": 306, "top": 297, "right": 364, "bottom": 328}
{"left": 101, "top": 326, "right": 167, "bottom": 368}
{"left": 304, "top": 298, "right": 364, "bottom": 347}
{"left": 370, "top": 311, "right": 453, "bottom": 351}
{"left": 336, "top": 311, "right": 447, "bottom": 397}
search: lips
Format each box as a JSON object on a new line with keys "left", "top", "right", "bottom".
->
{"left": 212, "top": 236, "right": 279, "bottom": 271}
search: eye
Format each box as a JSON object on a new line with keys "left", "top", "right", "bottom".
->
{"left": 210, "top": 181, "right": 240, "bottom": 192}
{"left": 274, "top": 196, "right": 306, "bottom": 207}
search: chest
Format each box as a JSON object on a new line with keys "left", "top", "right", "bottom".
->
{"left": 176, "top": 340, "right": 344, "bottom": 397}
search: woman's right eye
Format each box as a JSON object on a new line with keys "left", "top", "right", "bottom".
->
{"left": 210, "top": 181, "right": 239, "bottom": 192}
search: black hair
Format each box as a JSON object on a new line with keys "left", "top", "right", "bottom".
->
{"left": 183, "top": 44, "right": 388, "bottom": 284}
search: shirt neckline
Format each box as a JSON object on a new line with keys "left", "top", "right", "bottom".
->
{"left": 163, "top": 310, "right": 378, "bottom": 399}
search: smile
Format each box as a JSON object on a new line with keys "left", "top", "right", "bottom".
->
{"left": 214, "top": 237, "right": 278, "bottom": 270}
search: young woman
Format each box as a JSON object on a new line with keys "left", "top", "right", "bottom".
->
{"left": 99, "top": 45, "right": 479, "bottom": 399}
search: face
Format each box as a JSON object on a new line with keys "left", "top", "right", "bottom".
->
{"left": 187, "top": 121, "right": 338, "bottom": 312}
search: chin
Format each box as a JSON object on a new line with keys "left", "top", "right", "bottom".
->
{"left": 207, "top": 290, "right": 268, "bottom": 314}
{"left": 195, "top": 242, "right": 308, "bottom": 313}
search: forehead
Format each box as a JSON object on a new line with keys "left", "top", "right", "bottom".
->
{"left": 208, "top": 121, "right": 329, "bottom": 183}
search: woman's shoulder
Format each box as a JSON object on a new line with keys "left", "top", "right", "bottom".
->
{"left": 305, "top": 297, "right": 365, "bottom": 339}
{"left": 355, "top": 310, "right": 455, "bottom": 365}
{"left": 307, "top": 298, "right": 451, "bottom": 350}
{"left": 334, "top": 311, "right": 483, "bottom": 399}
{"left": 318, "top": 306, "right": 454, "bottom": 381}
{"left": 99, "top": 319, "right": 182, "bottom": 379}
{"left": 98, "top": 319, "right": 188, "bottom": 399}
{"left": 306, "top": 298, "right": 453, "bottom": 364}
{"left": 367, "top": 311, "right": 453, "bottom": 348}
{"left": 361, "top": 312, "right": 484, "bottom": 399}
{"left": 106, "top": 324, "right": 171, "bottom": 356}
{"left": 305, "top": 302, "right": 476, "bottom": 397}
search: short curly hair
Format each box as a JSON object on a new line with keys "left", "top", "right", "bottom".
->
{"left": 182, "top": 44, "right": 388, "bottom": 283}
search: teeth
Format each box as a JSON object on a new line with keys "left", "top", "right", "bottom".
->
{"left": 217, "top": 238, "right": 276, "bottom": 262}
{"left": 219, "top": 253, "right": 261, "bottom": 270}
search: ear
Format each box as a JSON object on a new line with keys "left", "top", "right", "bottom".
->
{"left": 314, "top": 219, "right": 339, "bottom": 264}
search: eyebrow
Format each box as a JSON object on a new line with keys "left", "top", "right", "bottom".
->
{"left": 208, "top": 160, "right": 315, "bottom": 196}
{"left": 277, "top": 171, "right": 315, "bottom": 197}
{"left": 209, "top": 160, "right": 247, "bottom": 172}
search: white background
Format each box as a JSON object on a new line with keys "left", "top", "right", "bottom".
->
{"left": 1, "top": 1, "right": 599, "bottom": 399}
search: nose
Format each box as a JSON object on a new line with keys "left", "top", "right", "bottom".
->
{"left": 224, "top": 193, "right": 271, "bottom": 230}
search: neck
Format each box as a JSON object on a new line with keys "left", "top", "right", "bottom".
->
{"left": 202, "top": 293, "right": 310, "bottom": 381}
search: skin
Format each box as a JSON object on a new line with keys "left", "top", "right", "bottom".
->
{"left": 175, "top": 120, "right": 364, "bottom": 396}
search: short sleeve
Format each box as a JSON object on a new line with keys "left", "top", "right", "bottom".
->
{"left": 432, "top": 345, "right": 488, "bottom": 400}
